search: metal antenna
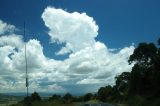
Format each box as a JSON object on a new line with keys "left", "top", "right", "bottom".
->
{"left": 24, "top": 22, "right": 29, "bottom": 106}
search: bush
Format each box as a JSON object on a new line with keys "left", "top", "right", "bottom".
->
{"left": 127, "top": 95, "right": 146, "bottom": 106}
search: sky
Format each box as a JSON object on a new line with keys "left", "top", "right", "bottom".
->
{"left": 0, "top": 0, "right": 160, "bottom": 94}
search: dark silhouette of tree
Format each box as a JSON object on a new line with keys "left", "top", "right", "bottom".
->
{"left": 63, "top": 93, "right": 73, "bottom": 103}
{"left": 49, "top": 94, "right": 61, "bottom": 101}
{"left": 158, "top": 38, "right": 160, "bottom": 45}
{"left": 129, "top": 43, "right": 157, "bottom": 66}
{"left": 23, "top": 96, "right": 32, "bottom": 106}
{"left": 109, "top": 40, "right": 160, "bottom": 103}
{"left": 115, "top": 72, "right": 131, "bottom": 101}
{"left": 31, "top": 92, "right": 41, "bottom": 101}
{"left": 22, "top": 92, "right": 41, "bottom": 106}
{"left": 128, "top": 42, "right": 160, "bottom": 96}
{"left": 115, "top": 72, "right": 131, "bottom": 90}
{"left": 83, "top": 93, "right": 93, "bottom": 102}
{"left": 98, "top": 85, "right": 113, "bottom": 102}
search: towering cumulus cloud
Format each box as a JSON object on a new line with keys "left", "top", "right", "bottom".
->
{"left": 42, "top": 7, "right": 99, "bottom": 55}
{"left": 0, "top": 7, "right": 134, "bottom": 94}
{"left": 41, "top": 7, "right": 134, "bottom": 93}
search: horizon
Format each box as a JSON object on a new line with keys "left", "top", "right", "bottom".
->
{"left": 1, "top": 91, "right": 93, "bottom": 97}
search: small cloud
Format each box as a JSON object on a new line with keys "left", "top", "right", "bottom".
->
{"left": 0, "top": 20, "right": 17, "bottom": 35}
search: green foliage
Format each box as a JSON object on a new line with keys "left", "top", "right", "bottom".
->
{"left": 31, "top": 92, "right": 41, "bottom": 101}
{"left": 158, "top": 38, "right": 160, "bottom": 45}
{"left": 128, "top": 43, "right": 157, "bottom": 65}
{"left": 115, "top": 72, "right": 130, "bottom": 94}
{"left": 11, "top": 100, "right": 75, "bottom": 106}
{"left": 97, "top": 39, "right": 160, "bottom": 104}
{"left": 83, "top": 93, "right": 93, "bottom": 102}
{"left": 49, "top": 94, "right": 61, "bottom": 101}
{"left": 127, "top": 95, "right": 146, "bottom": 106}
{"left": 127, "top": 95, "right": 160, "bottom": 106}
{"left": 22, "top": 92, "right": 41, "bottom": 106}
{"left": 114, "top": 72, "right": 131, "bottom": 102}
{"left": 97, "top": 85, "right": 113, "bottom": 102}
{"left": 128, "top": 42, "right": 160, "bottom": 96}
{"left": 63, "top": 93, "right": 73, "bottom": 103}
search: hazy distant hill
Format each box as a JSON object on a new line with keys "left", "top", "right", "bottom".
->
{"left": 2, "top": 92, "right": 86, "bottom": 97}
{"left": 0, "top": 93, "right": 23, "bottom": 103}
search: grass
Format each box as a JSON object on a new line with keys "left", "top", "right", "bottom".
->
{"left": 10, "top": 97, "right": 160, "bottom": 106}
{"left": 10, "top": 100, "right": 76, "bottom": 106}
{"left": 86, "top": 99, "right": 100, "bottom": 103}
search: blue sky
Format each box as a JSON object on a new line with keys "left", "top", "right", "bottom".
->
{"left": 1, "top": 0, "right": 160, "bottom": 59}
{"left": 0, "top": 0, "right": 160, "bottom": 94}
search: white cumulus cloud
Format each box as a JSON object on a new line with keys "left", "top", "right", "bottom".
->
{"left": 0, "top": 20, "right": 16, "bottom": 35}
{"left": 42, "top": 7, "right": 99, "bottom": 55}
{"left": 0, "top": 7, "right": 135, "bottom": 94}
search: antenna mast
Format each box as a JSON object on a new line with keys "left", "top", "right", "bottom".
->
{"left": 24, "top": 22, "right": 29, "bottom": 103}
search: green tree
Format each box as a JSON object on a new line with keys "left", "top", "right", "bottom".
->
{"left": 128, "top": 42, "right": 160, "bottom": 96}
{"left": 49, "top": 94, "right": 61, "bottom": 101}
{"left": 97, "top": 85, "right": 113, "bottom": 102}
{"left": 23, "top": 96, "right": 32, "bottom": 106}
{"left": 83, "top": 93, "right": 93, "bottom": 102}
{"left": 31, "top": 92, "right": 41, "bottom": 101}
{"left": 63, "top": 93, "right": 73, "bottom": 103}
{"left": 115, "top": 72, "right": 131, "bottom": 101}
{"left": 158, "top": 38, "right": 160, "bottom": 45}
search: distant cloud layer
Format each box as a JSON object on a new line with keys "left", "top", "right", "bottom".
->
{"left": 0, "top": 7, "right": 134, "bottom": 94}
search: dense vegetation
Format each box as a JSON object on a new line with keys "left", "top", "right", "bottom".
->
{"left": 11, "top": 38, "right": 160, "bottom": 106}
{"left": 96, "top": 38, "right": 160, "bottom": 106}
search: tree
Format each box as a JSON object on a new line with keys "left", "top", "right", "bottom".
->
{"left": 158, "top": 38, "right": 160, "bottom": 45}
{"left": 31, "top": 92, "right": 41, "bottom": 101}
{"left": 23, "top": 96, "right": 32, "bottom": 106}
{"left": 98, "top": 85, "right": 113, "bottom": 102}
{"left": 128, "top": 43, "right": 157, "bottom": 66}
{"left": 128, "top": 42, "right": 160, "bottom": 96}
{"left": 115, "top": 72, "right": 131, "bottom": 90}
{"left": 63, "top": 93, "right": 73, "bottom": 103}
{"left": 115, "top": 72, "right": 131, "bottom": 100}
{"left": 49, "top": 94, "right": 61, "bottom": 101}
{"left": 23, "top": 92, "right": 41, "bottom": 106}
{"left": 83, "top": 93, "right": 93, "bottom": 102}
